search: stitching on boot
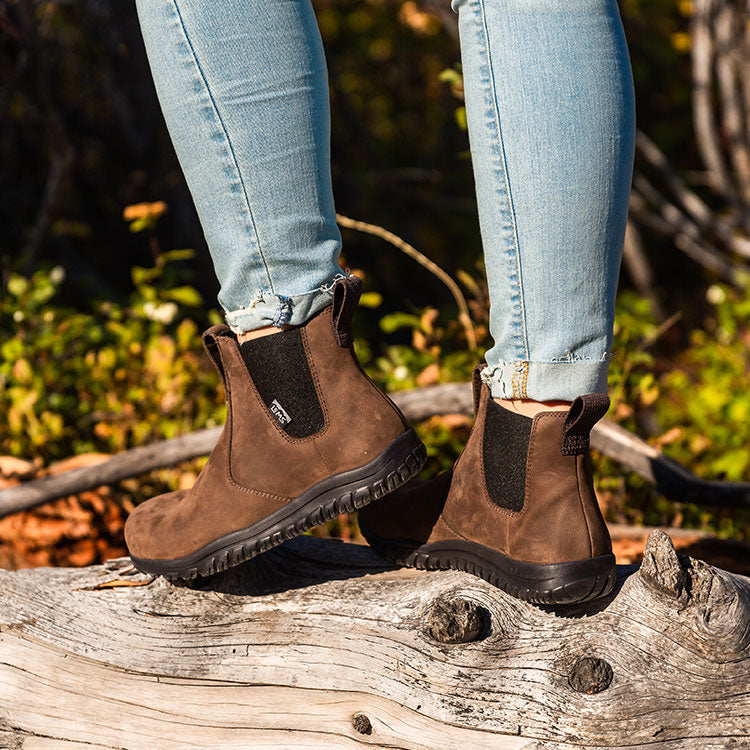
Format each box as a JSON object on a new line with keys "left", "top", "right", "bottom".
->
{"left": 575, "top": 454, "right": 595, "bottom": 558}
{"left": 520, "top": 411, "right": 567, "bottom": 520}
{"left": 301, "top": 322, "right": 331, "bottom": 439}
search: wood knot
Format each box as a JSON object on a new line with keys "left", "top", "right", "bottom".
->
{"left": 423, "top": 597, "right": 485, "bottom": 644}
{"left": 568, "top": 657, "right": 613, "bottom": 694}
{"left": 639, "top": 530, "right": 687, "bottom": 599}
{"left": 351, "top": 713, "right": 372, "bottom": 735}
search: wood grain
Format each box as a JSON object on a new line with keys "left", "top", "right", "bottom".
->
{"left": 1, "top": 531, "right": 749, "bottom": 748}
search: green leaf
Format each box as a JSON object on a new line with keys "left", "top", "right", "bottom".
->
{"left": 207, "top": 309, "right": 224, "bottom": 327}
{"left": 438, "top": 68, "right": 462, "bottom": 86}
{"left": 454, "top": 106, "right": 467, "bottom": 131}
{"left": 379, "top": 312, "right": 422, "bottom": 334}
{"left": 359, "top": 291, "right": 383, "bottom": 308}
{"left": 160, "top": 249, "right": 196, "bottom": 263}
{"left": 456, "top": 269, "right": 480, "bottom": 295}
{"left": 128, "top": 217, "right": 152, "bottom": 233}
{"left": 164, "top": 285, "right": 203, "bottom": 306}
{"left": 7, "top": 274, "right": 27, "bottom": 297}
{"left": 131, "top": 265, "right": 161, "bottom": 287}
{"left": 711, "top": 449, "right": 750, "bottom": 481}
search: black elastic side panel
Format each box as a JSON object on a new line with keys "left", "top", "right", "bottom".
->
{"left": 240, "top": 329, "right": 325, "bottom": 439}
{"left": 482, "top": 399, "right": 533, "bottom": 512}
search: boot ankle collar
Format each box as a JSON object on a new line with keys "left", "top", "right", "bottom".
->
{"left": 202, "top": 325, "right": 233, "bottom": 385}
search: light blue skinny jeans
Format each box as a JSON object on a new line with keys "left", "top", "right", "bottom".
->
{"left": 135, "top": 0, "right": 635, "bottom": 401}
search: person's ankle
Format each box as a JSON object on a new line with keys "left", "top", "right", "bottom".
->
{"left": 237, "top": 324, "right": 290, "bottom": 344}
{"left": 494, "top": 398, "right": 572, "bottom": 418}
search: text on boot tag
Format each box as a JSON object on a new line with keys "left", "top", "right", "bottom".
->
{"left": 270, "top": 399, "right": 293, "bottom": 426}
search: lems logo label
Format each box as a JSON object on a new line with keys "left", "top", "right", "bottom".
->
{"left": 270, "top": 399, "right": 293, "bottom": 426}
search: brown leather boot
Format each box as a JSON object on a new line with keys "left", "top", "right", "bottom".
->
{"left": 358, "top": 366, "right": 616, "bottom": 604}
{"left": 125, "top": 276, "right": 426, "bottom": 580}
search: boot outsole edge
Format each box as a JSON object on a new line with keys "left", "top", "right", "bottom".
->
{"left": 360, "top": 529, "right": 617, "bottom": 606}
{"left": 130, "top": 429, "right": 426, "bottom": 581}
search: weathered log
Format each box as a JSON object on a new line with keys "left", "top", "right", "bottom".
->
{"left": 3, "top": 382, "right": 750, "bottom": 517}
{"left": 1, "top": 530, "right": 749, "bottom": 748}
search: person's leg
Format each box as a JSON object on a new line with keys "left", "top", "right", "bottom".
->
{"left": 457, "top": 0, "right": 635, "bottom": 405}
{"left": 359, "top": 0, "right": 634, "bottom": 604}
{"left": 125, "top": 0, "right": 427, "bottom": 579}
{"left": 134, "top": 0, "right": 343, "bottom": 334}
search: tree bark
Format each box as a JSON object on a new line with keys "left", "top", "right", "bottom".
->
{"left": 1, "top": 531, "right": 749, "bottom": 748}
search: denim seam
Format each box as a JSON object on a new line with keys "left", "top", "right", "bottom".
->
{"left": 168, "top": 0, "right": 274, "bottom": 292}
{"left": 482, "top": 360, "right": 610, "bottom": 400}
{"left": 475, "top": 0, "right": 529, "bottom": 362}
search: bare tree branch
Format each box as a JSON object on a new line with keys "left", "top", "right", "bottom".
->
{"left": 691, "top": 0, "right": 738, "bottom": 204}
{"left": 714, "top": 3, "right": 750, "bottom": 209}
{"left": 631, "top": 178, "right": 750, "bottom": 282}
{"left": 636, "top": 130, "right": 750, "bottom": 258}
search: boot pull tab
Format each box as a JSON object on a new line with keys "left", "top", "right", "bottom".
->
{"left": 561, "top": 393, "right": 610, "bottom": 455}
{"left": 202, "top": 324, "right": 231, "bottom": 386}
{"left": 332, "top": 274, "right": 362, "bottom": 347}
{"left": 471, "top": 364, "right": 487, "bottom": 415}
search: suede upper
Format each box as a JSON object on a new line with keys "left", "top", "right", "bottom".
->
{"left": 125, "top": 289, "right": 409, "bottom": 562}
{"left": 360, "top": 366, "right": 612, "bottom": 565}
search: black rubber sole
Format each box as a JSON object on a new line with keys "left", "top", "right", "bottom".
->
{"left": 360, "top": 529, "right": 617, "bottom": 605}
{"left": 131, "top": 429, "right": 427, "bottom": 581}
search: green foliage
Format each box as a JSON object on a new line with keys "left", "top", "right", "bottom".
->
{"left": 601, "top": 287, "right": 750, "bottom": 540}
{"left": 3, "top": 0, "right": 747, "bottom": 551}
{"left": 0, "top": 258, "right": 224, "bottom": 473}
{"left": 355, "top": 279, "right": 750, "bottom": 541}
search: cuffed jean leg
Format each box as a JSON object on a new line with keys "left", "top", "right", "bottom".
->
{"left": 452, "top": 0, "right": 636, "bottom": 400}
{"left": 135, "top": 0, "right": 343, "bottom": 332}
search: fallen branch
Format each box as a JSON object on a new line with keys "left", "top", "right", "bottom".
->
{"left": 2, "top": 531, "right": 749, "bottom": 748}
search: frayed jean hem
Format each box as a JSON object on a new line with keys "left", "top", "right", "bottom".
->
{"left": 482, "top": 358, "right": 611, "bottom": 402}
{"left": 225, "top": 272, "right": 347, "bottom": 334}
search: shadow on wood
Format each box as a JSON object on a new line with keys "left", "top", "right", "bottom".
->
{"left": 1, "top": 531, "right": 749, "bottom": 749}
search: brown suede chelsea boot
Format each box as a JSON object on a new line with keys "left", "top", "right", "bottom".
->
{"left": 358, "top": 366, "right": 616, "bottom": 604}
{"left": 125, "top": 276, "right": 426, "bottom": 580}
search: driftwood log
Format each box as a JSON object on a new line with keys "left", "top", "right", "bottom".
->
{"left": 3, "top": 382, "right": 750, "bottom": 517}
{"left": 1, "top": 530, "right": 749, "bottom": 748}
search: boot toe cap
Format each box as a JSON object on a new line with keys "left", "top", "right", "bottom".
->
{"left": 125, "top": 489, "right": 189, "bottom": 561}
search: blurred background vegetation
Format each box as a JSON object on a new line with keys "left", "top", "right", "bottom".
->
{"left": 1, "top": 0, "right": 749, "bottom": 568}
